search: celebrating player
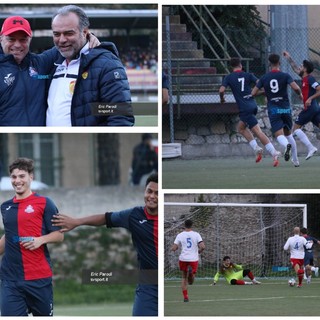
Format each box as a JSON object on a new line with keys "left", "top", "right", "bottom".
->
{"left": 252, "top": 53, "right": 303, "bottom": 167}
{"left": 171, "top": 219, "right": 205, "bottom": 302}
{"left": 300, "top": 227, "right": 320, "bottom": 283}
{"left": 284, "top": 226, "right": 312, "bottom": 287}
{"left": 283, "top": 51, "right": 320, "bottom": 160}
{"left": 52, "top": 173, "right": 158, "bottom": 316}
{"left": 219, "top": 57, "right": 281, "bottom": 166}
{"left": 0, "top": 158, "right": 63, "bottom": 316}
{"left": 212, "top": 256, "right": 261, "bottom": 285}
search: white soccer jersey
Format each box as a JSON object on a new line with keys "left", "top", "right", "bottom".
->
{"left": 174, "top": 230, "right": 203, "bottom": 262}
{"left": 283, "top": 234, "right": 307, "bottom": 259}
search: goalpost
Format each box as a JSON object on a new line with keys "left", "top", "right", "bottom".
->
{"left": 164, "top": 202, "right": 307, "bottom": 280}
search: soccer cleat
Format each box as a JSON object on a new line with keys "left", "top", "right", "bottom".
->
{"left": 273, "top": 151, "right": 281, "bottom": 167}
{"left": 252, "top": 279, "right": 261, "bottom": 285}
{"left": 255, "top": 147, "right": 263, "bottom": 163}
{"left": 284, "top": 144, "right": 291, "bottom": 161}
{"left": 291, "top": 159, "right": 300, "bottom": 167}
{"left": 184, "top": 298, "right": 189, "bottom": 302}
{"left": 305, "top": 147, "right": 317, "bottom": 160}
{"left": 296, "top": 284, "right": 302, "bottom": 288}
{"left": 315, "top": 267, "right": 319, "bottom": 277}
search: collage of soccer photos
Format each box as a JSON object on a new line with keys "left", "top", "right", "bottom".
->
{"left": 0, "top": 2, "right": 319, "bottom": 319}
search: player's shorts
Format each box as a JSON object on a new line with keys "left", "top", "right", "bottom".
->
{"left": 304, "top": 252, "right": 314, "bottom": 266}
{"left": 295, "top": 105, "right": 320, "bottom": 126}
{"left": 239, "top": 107, "right": 258, "bottom": 129}
{"left": 227, "top": 270, "right": 244, "bottom": 284}
{"left": 1, "top": 278, "right": 53, "bottom": 316}
{"left": 268, "top": 106, "right": 293, "bottom": 133}
{"left": 290, "top": 258, "right": 304, "bottom": 269}
{"left": 179, "top": 260, "right": 199, "bottom": 274}
{"left": 132, "top": 284, "right": 158, "bottom": 316}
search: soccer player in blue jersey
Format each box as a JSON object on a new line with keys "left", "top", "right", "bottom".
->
{"left": 283, "top": 51, "right": 320, "bottom": 160}
{"left": 52, "top": 173, "right": 158, "bottom": 316}
{"left": 0, "top": 158, "right": 64, "bottom": 316}
{"left": 252, "top": 54, "right": 303, "bottom": 167}
{"left": 220, "top": 57, "right": 280, "bottom": 166}
{"left": 300, "top": 227, "right": 320, "bottom": 284}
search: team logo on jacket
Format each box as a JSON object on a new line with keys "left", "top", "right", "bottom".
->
{"left": 4, "top": 73, "right": 15, "bottom": 86}
{"left": 25, "top": 205, "right": 34, "bottom": 213}
{"left": 82, "top": 71, "right": 88, "bottom": 79}
{"left": 114, "top": 71, "right": 120, "bottom": 79}
{"left": 69, "top": 80, "right": 76, "bottom": 94}
{"left": 29, "top": 67, "right": 39, "bottom": 78}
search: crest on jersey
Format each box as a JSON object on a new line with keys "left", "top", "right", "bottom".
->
{"left": 29, "top": 67, "right": 39, "bottom": 78}
{"left": 69, "top": 80, "right": 76, "bottom": 94}
{"left": 4, "top": 73, "right": 15, "bottom": 86}
{"left": 114, "top": 71, "right": 120, "bottom": 79}
{"left": 25, "top": 205, "right": 34, "bottom": 213}
{"left": 82, "top": 71, "right": 88, "bottom": 79}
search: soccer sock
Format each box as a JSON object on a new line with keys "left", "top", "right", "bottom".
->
{"left": 247, "top": 271, "right": 254, "bottom": 280}
{"left": 183, "top": 289, "right": 188, "bottom": 299}
{"left": 294, "top": 129, "right": 313, "bottom": 150}
{"left": 311, "top": 266, "right": 316, "bottom": 271}
{"left": 286, "top": 134, "right": 298, "bottom": 162}
{"left": 265, "top": 142, "right": 277, "bottom": 156}
{"left": 298, "top": 269, "right": 304, "bottom": 285}
{"left": 235, "top": 280, "right": 245, "bottom": 285}
{"left": 249, "top": 139, "right": 258, "bottom": 151}
{"left": 276, "top": 135, "right": 289, "bottom": 149}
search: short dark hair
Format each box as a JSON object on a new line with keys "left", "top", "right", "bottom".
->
{"left": 223, "top": 256, "right": 231, "bottom": 261}
{"left": 184, "top": 219, "right": 193, "bottom": 228}
{"left": 52, "top": 5, "right": 90, "bottom": 31}
{"left": 145, "top": 172, "right": 158, "bottom": 187}
{"left": 9, "top": 158, "right": 34, "bottom": 175}
{"left": 268, "top": 53, "right": 280, "bottom": 65}
{"left": 230, "top": 57, "right": 241, "bottom": 68}
{"left": 142, "top": 133, "right": 153, "bottom": 142}
{"left": 300, "top": 227, "right": 308, "bottom": 234}
{"left": 303, "top": 60, "right": 314, "bottom": 74}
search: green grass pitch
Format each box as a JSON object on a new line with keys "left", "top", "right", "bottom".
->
{"left": 164, "top": 278, "right": 320, "bottom": 316}
{"left": 162, "top": 156, "right": 320, "bottom": 189}
{"left": 54, "top": 302, "right": 132, "bottom": 316}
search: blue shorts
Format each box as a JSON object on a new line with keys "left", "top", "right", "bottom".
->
{"left": 295, "top": 105, "right": 320, "bottom": 126}
{"left": 268, "top": 107, "right": 293, "bottom": 133}
{"left": 304, "top": 252, "right": 314, "bottom": 266}
{"left": 239, "top": 106, "right": 258, "bottom": 129}
{"left": 132, "top": 284, "right": 158, "bottom": 316}
{"left": 1, "top": 278, "right": 53, "bottom": 316}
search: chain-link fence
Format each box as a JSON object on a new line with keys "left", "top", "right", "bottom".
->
{"left": 162, "top": 5, "right": 320, "bottom": 157}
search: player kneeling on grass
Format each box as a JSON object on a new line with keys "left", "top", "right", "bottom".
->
{"left": 213, "top": 256, "right": 261, "bottom": 285}
{"left": 171, "top": 219, "right": 205, "bottom": 302}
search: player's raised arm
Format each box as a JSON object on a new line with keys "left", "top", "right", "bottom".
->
{"left": 283, "top": 51, "right": 301, "bottom": 75}
{"left": 52, "top": 213, "right": 106, "bottom": 232}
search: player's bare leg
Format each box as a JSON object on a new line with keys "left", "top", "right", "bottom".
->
{"left": 251, "top": 124, "right": 280, "bottom": 166}
{"left": 237, "top": 122, "right": 262, "bottom": 162}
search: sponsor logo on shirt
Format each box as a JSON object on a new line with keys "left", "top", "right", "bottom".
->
{"left": 25, "top": 205, "right": 34, "bottom": 213}
{"left": 12, "top": 236, "right": 34, "bottom": 243}
{"left": 4, "top": 73, "right": 15, "bottom": 86}
{"left": 139, "top": 219, "right": 148, "bottom": 224}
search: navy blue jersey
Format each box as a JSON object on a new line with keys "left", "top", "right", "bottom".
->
{"left": 303, "top": 234, "right": 319, "bottom": 254}
{"left": 222, "top": 70, "right": 258, "bottom": 112}
{"left": 105, "top": 206, "right": 158, "bottom": 270}
{"left": 256, "top": 70, "right": 294, "bottom": 108}
{"left": 0, "top": 193, "right": 60, "bottom": 281}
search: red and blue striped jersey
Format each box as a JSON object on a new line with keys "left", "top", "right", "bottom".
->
{"left": 105, "top": 206, "right": 158, "bottom": 270}
{"left": 302, "top": 75, "right": 319, "bottom": 109}
{"left": 0, "top": 192, "right": 60, "bottom": 281}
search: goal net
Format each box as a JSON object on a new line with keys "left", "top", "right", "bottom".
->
{"left": 164, "top": 202, "right": 307, "bottom": 280}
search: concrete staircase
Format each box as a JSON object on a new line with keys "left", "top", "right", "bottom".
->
{"left": 162, "top": 6, "right": 222, "bottom": 96}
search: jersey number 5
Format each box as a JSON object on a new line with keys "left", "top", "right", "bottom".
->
{"left": 186, "top": 237, "right": 192, "bottom": 248}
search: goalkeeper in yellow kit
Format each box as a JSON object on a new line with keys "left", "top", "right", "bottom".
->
{"left": 213, "top": 256, "right": 261, "bottom": 285}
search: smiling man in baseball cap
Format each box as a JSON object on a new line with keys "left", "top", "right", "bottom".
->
{"left": 0, "top": 16, "right": 33, "bottom": 64}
